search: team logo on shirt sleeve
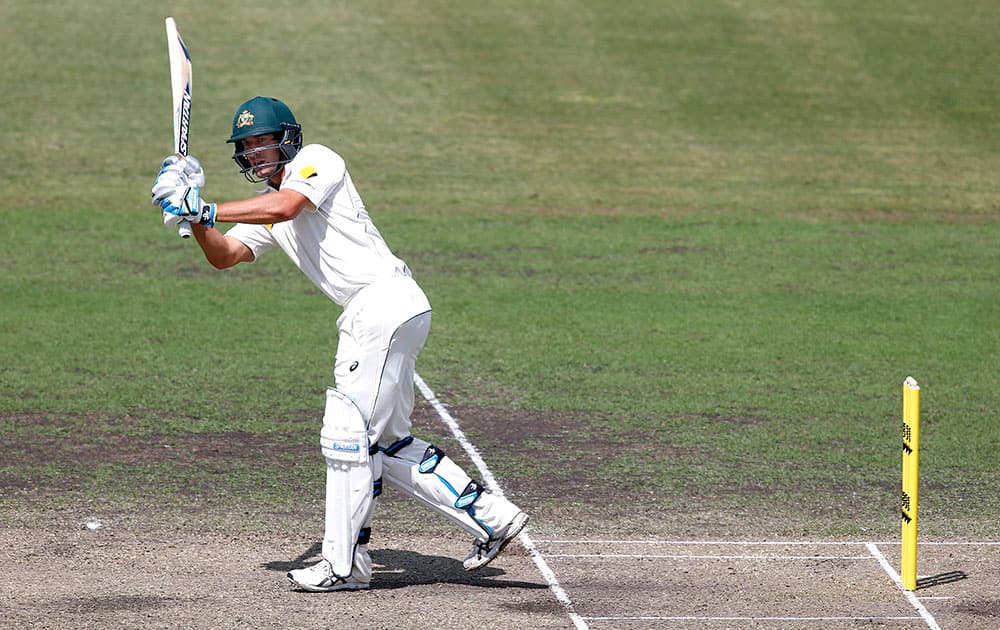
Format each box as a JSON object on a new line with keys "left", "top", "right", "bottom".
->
{"left": 299, "top": 165, "right": 318, "bottom": 179}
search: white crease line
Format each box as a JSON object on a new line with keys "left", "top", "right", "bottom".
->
{"left": 582, "top": 616, "right": 924, "bottom": 622}
{"left": 866, "top": 542, "right": 941, "bottom": 630}
{"left": 904, "top": 541, "right": 1000, "bottom": 545}
{"left": 536, "top": 540, "right": 880, "bottom": 545}
{"left": 546, "top": 554, "right": 872, "bottom": 560}
{"left": 414, "top": 373, "right": 589, "bottom": 630}
{"left": 536, "top": 539, "right": 1000, "bottom": 545}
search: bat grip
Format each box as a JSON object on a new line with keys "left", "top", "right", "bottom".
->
{"left": 170, "top": 152, "right": 195, "bottom": 239}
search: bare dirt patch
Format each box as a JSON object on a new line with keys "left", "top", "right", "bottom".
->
{"left": 2, "top": 404, "right": 996, "bottom": 629}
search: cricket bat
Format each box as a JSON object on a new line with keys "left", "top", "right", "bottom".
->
{"left": 165, "top": 17, "right": 193, "bottom": 239}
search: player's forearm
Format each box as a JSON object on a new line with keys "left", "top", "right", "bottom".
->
{"left": 214, "top": 189, "right": 309, "bottom": 225}
{"left": 192, "top": 224, "right": 252, "bottom": 269}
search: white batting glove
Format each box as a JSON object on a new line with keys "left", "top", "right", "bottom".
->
{"left": 152, "top": 171, "right": 185, "bottom": 204}
{"left": 160, "top": 186, "right": 217, "bottom": 228}
{"left": 151, "top": 155, "right": 205, "bottom": 204}
{"left": 162, "top": 212, "right": 186, "bottom": 227}
{"left": 182, "top": 156, "right": 205, "bottom": 187}
{"left": 152, "top": 157, "right": 184, "bottom": 204}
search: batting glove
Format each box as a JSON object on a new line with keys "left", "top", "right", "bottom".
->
{"left": 160, "top": 186, "right": 216, "bottom": 228}
{"left": 182, "top": 156, "right": 205, "bottom": 187}
{"left": 151, "top": 155, "right": 205, "bottom": 204}
{"left": 157, "top": 155, "right": 183, "bottom": 174}
{"left": 162, "top": 212, "right": 186, "bottom": 228}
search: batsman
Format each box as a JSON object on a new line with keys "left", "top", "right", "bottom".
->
{"left": 151, "top": 96, "right": 529, "bottom": 592}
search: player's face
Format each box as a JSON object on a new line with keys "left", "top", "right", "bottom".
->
{"left": 241, "top": 133, "right": 283, "bottom": 179}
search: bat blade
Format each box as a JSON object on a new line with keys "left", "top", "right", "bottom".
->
{"left": 165, "top": 17, "right": 193, "bottom": 239}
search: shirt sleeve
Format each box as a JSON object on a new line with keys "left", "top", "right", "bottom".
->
{"left": 280, "top": 144, "right": 346, "bottom": 208}
{"left": 225, "top": 222, "right": 277, "bottom": 262}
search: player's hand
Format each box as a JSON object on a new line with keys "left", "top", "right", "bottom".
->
{"left": 181, "top": 156, "right": 205, "bottom": 187}
{"left": 158, "top": 155, "right": 182, "bottom": 172}
{"left": 162, "top": 212, "right": 186, "bottom": 228}
{"left": 159, "top": 186, "right": 216, "bottom": 227}
{"left": 152, "top": 171, "right": 186, "bottom": 205}
{"left": 152, "top": 157, "right": 185, "bottom": 204}
{"left": 151, "top": 156, "right": 205, "bottom": 204}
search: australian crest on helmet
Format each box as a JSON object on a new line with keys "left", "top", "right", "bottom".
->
{"left": 235, "top": 109, "right": 255, "bottom": 129}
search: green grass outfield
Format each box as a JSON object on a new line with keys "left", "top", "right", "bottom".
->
{"left": 2, "top": 0, "right": 999, "bottom": 538}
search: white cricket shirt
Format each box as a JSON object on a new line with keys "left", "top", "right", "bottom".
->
{"left": 226, "top": 144, "right": 410, "bottom": 306}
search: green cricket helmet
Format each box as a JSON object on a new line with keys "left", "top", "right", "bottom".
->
{"left": 227, "top": 96, "right": 303, "bottom": 183}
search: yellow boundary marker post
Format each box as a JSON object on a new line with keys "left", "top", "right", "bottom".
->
{"left": 901, "top": 376, "right": 920, "bottom": 591}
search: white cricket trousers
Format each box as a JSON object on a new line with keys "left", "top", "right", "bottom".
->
{"left": 328, "top": 274, "right": 522, "bottom": 571}
{"left": 333, "top": 275, "right": 432, "bottom": 444}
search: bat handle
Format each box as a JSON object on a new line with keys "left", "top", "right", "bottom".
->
{"left": 171, "top": 152, "right": 194, "bottom": 239}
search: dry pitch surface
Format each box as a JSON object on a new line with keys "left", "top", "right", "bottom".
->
{"left": 2, "top": 397, "right": 997, "bottom": 629}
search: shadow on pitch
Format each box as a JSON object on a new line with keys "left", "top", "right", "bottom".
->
{"left": 916, "top": 571, "right": 968, "bottom": 589}
{"left": 261, "top": 542, "right": 546, "bottom": 590}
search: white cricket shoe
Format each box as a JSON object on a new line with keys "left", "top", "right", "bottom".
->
{"left": 463, "top": 511, "right": 529, "bottom": 571}
{"left": 287, "top": 559, "right": 369, "bottom": 592}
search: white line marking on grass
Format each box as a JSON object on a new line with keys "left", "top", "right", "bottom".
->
{"left": 908, "top": 541, "right": 1000, "bottom": 545}
{"left": 546, "top": 553, "right": 872, "bottom": 560}
{"left": 536, "top": 538, "right": 888, "bottom": 547}
{"left": 536, "top": 539, "right": 883, "bottom": 545}
{"left": 414, "top": 374, "right": 589, "bottom": 630}
{"left": 866, "top": 543, "right": 941, "bottom": 630}
{"left": 582, "top": 616, "right": 924, "bottom": 622}
{"left": 536, "top": 539, "right": 1000, "bottom": 545}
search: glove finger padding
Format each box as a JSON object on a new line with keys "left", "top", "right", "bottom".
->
{"left": 162, "top": 212, "right": 185, "bottom": 227}
{"left": 151, "top": 170, "right": 187, "bottom": 204}
{"left": 159, "top": 155, "right": 182, "bottom": 171}
{"left": 182, "top": 156, "right": 205, "bottom": 187}
{"left": 151, "top": 155, "right": 204, "bottom": 204}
